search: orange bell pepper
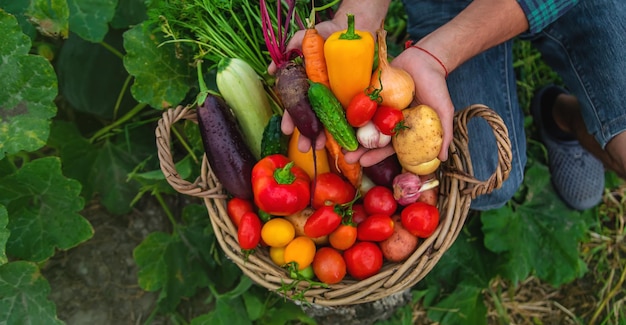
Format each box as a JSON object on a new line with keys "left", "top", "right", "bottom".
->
{"left": 288, "top": 127, "right": 330, "bottom": 180}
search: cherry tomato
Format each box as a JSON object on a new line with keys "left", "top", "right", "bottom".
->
{"left": 346, "top": 90, "right": 381, "bottom": 127}
{"left": 261, "top": 218, "right": 295, "bottom": 247}
{"left": 401, "top": 202, "right": 440, "bottom": 238}
{"left": 329, "top": 224, "right": 358, "bottom": 250}
{"left": 343, "top": 241, "right": 383, "bottom": 280}
{"left": 312, "top": 247, "right": 347, "bottom": 284}
{"left": 304, "top": 205, "right": 343, "bottom": 238}
{"left": 269, "top": 246, "right": 286, "bottom": 266}
{"left": 372, "top": 105, "right": 405, "bottom": 136}
{"left": 312, "top": 172, "right": 357, "bottom": 209}
{"left": 227, "top": 197, "right": 254, "bottom": 228}
{"left": 363, "top": 186, "right": 397, "bottom": 216}
{"left": 284, "top": 236, "right": 316, "bottom": 270}
{"left": 237, "top": 211, "right": 262, "bottom": 250}
{"left": 357, "top": 214, "right": 394, "bottom": 242}
{"left": 350, "top": 203, "right": 368, "bottom": 224}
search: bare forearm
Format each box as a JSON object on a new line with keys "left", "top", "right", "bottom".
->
{"left": 417, "top": 0, "right": 529, "bottom": 72}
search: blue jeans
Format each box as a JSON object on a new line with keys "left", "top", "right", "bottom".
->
{"left": 402, "top": 0, "right": 626, "bottom": 210}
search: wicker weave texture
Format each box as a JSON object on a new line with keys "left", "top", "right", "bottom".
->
{"left": 155, "top": 104, "right": 512, "bottom": 306}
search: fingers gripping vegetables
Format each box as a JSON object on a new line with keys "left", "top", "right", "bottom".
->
{"left": 216, "top": 57, "right": 273, "bottom": 159}
{"left": 324, "top": 129, "right": 362, "bottom": 189}
{"left": 261, "top": 0, "right": 323, "bottom": 141}
{"left": 196, "top": 94, "right": 255, "bottom": 200}
{"left": 308, "top": 81, "right": 359, "bottom": 151}
{"left": 251, "top": 154, "right": 311, "bottom": 216}
{"left": 324, "top": 14, "right": 376, "bottom": 108}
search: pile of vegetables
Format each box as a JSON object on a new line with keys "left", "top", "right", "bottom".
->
{"left": 193, "top": 0, "right": 444, "bottom": 286}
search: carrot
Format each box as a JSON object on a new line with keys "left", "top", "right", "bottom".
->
{"left": 324, "top": 128, "right": 362, "bottom": 189}
{"left": 302, "top": 24, "right": 330, "bottom": 88}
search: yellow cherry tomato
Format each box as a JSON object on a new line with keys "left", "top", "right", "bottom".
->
{"left": 269, "top": 246, "right": 286, "bottom": 266}
{"left": 283, "top": 236, "right": 316, "bottom": 270}
{"left": 261, "top": 218, "right": 295, "bottom": 248}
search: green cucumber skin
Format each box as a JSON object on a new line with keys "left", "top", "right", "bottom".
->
{"left": 260, "top": 114, "right": 289, "bottom": 157}
{"left": 307, "top": 82, "right": 358, "bottom": 151}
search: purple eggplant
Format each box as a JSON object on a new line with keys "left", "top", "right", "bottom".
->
{"left": 196, "top": 94, "right": 256, "bottom": 199}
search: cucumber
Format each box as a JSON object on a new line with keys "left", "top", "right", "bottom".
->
{"left": 307, "top": 81, "right": 359, "bottom": 151}
{"left": 260, "top": 114, "right": 289, "bottom": 157}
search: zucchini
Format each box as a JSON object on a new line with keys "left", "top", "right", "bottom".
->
{"left": 260, "top": 114, "right": 289, "bottom": 157}
{"left": 216, "top": 57, "right": 273, "bottom": 159}
{"left": 307, "top": 81, "right": 359, "bottom": 151}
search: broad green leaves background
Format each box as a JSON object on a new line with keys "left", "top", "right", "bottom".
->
{"left": 0, "top": 0, "right": 615, "bottom": 323}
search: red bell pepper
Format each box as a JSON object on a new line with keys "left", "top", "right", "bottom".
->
{"left": 252, "top": 154, "right": 311, "bottom": 216}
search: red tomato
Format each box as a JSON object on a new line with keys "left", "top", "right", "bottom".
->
{"left": 372, "top": 105, "right": 405, "bottom": 136}
{"left": 304, "top": 205, "right": 343, "bottom": 238}
{"left": 312, "top": 172, "right": 357, "bottom": 209}
{"left": 343, "top": 241, "right": 383, "bottom": 280}
{"left": 346, "top": 91, "right": 380, "bottom": 127}
{"left": 227, "top": 198, "right": 254, "bottom": 228}
{"left": 350, "top": 203, "right": 368, "bottom": 224}
{"left": 312, "top": 247, "right": 347, "bottom": 284}
{"left": 401, "top": 202, "right": 440, "bottom": 238}
{"left": 357, "top": 214, "right": 394, "bottom": 242}
{"left": 363, "top": 186, "right": 397, "bottom": 216}
{"left": 237, "top": 212, "right": 262, "bottom": 250}
{"left": 329, "top": 224, "right": 358, "bottom": 250}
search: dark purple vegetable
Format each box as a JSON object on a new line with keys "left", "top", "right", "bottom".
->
{"left": 275, "top": 61, "right": 323, "bottom": 140}
{"left": 363, "top": 154, "right": 402, "bottom": 189}
{"left": 196, "top": 94, "right": 256, "bottom": 199}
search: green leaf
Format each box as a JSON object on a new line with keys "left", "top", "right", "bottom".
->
{"left": 191, "top": 296, "right": 252, "bottom": 325}
{"left": 67, "top": 0, "right": 118, "bottom": 42}
{"left": 0, "top": 0, "right": 37, "bottom": 38}
{"left": 26, "top": 0, "right": 69, "bottom": 38}
{"left": 0, "top": 261, "right": 63, "bottom": 324}
{"left": 92, "top": 141, "right": 141, "bottom": 215}
{"left": 481, "top": 163, "right": 590, "bottom": 286}
{"left": 111, "top": 0, "right": 147, "bottom": 29}
{"left": 123, "top": 22, "right": 193, "bottom": 109}
{"left": 427, "top": 284, "right": 487, "bottom": 325}
{"left": 0, "top": 11, "right": 58, "bottom": 160}
{"left": 242, "top": 291, "right": 264, "bottom": 321}
{"left": 56, "top": 29, "right": 137, "bottom": 119}
{"left": 0, "top": 157, "right": 93, "bottom": 262}
{"left": 47, "top": 120, "right": 99, "bottom": 199}
{"left": 134, "top": 229, "right": 210, "bottom": 312}
{"left": 0, "top": 205, "right": 9, "bottom": 265}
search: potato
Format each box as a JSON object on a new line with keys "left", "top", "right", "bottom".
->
{"left": 379, "top": 214, "right": 419, "bottom": 262}
{"left": 284, "top": 207, "right": 329, "bottom": 245}
{"left": 392, "top": 105, "right": 443, "bottom": 172}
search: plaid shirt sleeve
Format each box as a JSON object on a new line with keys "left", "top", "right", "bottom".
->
{"left": 517, "top": 0, "right": 579, "bottom": 34}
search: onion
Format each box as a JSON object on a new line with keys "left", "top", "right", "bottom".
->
{"left": 370, "top": 25, "right": 415, "bottom": 110}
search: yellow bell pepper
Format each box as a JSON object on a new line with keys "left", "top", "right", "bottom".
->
{"left": 288, "top": 128, "right": 330, "bottom": 180}
{"left": 324, "top": 14, "right": 375, "bottom": 108}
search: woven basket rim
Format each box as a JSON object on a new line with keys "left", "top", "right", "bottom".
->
{"left": 155, "top": 104, "right": 512, "bottom": 306}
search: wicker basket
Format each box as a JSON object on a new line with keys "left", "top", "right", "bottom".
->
{"left": 155, "top": 104, "right": 512, "bottom": 306}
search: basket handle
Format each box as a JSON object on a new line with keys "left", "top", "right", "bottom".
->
{"left": 156, "top": 105, "right": 225, "bottom": 198}
{"left": 156, "top": 104, "right": 512, "bottom": 200}
{"left": 442, "top": 104, "right": 513, "bottom": 198}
